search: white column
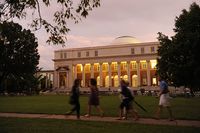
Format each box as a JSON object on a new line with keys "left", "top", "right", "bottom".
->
{"left": 74, "top": 64, "right": 77, "bottom": 79}
{"left": 68, "top": 64, "right": 73, "bottom": 88}
{"left": 99, "top": 63, "right": 103, "bottom": 87}
{"left": 118, "top": 62, "right": 121, "bottom": 82}
{"left": 82, "top": 64, "right": 85, "bottom": 87}
{"left": 58, "top": 72, "right": 60, "bottom": 88}
{"left": 127, "top": 61, "right": 131, "bottom": 83}
{"left": 108, "top": 63, "right": 112, "bottom": 87}
{"left": 47, "top": 73, "right": 50, "bottom": 88}
{"left": 147, "top": 60, "right": 151, "bottom": 86}
{"left": 45, "top": 73, "right": 48, "bottom": 88}
{"left": 91, "top": 63, "right": 94, "bottom": 78}
{"left": 53, "top": 71, "right": 56, "bottom": 88}
{"left": 136, "top": 61, "right": 141, "bottom": 86}
{"left": 66, "top": 71, "right": 68, "bottom": 88}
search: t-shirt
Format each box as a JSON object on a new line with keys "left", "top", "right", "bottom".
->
{"left": 160, "top": 80, "right": 169, "bottom": 94}
{"left": 121, "top": 86, "right": 134, "bottom": 101}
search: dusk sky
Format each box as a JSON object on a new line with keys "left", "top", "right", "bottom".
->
{"left": 14, "top": 0, "right": 200, "bottom": 70}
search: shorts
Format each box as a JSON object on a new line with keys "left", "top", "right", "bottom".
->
{"left": 120, "top": 99, "right": 133, "bottom": 110}
{"left": 159, "top": 93, "right": 171, "bottom": 107}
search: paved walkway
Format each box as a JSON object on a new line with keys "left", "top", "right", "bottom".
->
{"left": 0, "top": 112, "right": 200, "bottom": 127}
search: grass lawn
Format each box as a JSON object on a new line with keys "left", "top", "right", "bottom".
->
{"left": 0, "top": 95, "right": 200, "bottom": 120}
{"left": 0, "top": 117, "right": 200, "bottom": 133}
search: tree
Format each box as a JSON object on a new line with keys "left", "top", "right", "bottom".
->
{"left": 0, "top": 0, "right": 100, "bottom": 45}
{"left": 0, "top": 21, "right": 40, "bottom": 94}
{"left": 157, "top": 2, "right": 200, "bottom": 92}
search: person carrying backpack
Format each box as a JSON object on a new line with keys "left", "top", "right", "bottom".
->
{"left": 118, "top": 80, "right": 139, "bottom": 120}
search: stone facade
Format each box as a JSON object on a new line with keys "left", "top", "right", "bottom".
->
{"left": 53, "top": 36, "right": 159, "bottom": 90}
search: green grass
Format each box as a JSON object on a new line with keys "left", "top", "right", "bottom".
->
{"left": 0, "top": 117, "right": 200, "bottom": 133}
{"left": 0, "top": 95, "right": 200, "bottom": 120}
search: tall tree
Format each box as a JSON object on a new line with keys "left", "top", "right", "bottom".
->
{"left": 157, "top": 2, "right": 200, "bottom": 91}
{"left": 0, "top": 0, "right": 100, "bottom": 45}
{"left": 0, "top": 21, "right": 40, "bottom": 94}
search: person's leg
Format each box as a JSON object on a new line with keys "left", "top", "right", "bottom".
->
{"left": 155, "top": 105, "right": 162, "bottom": 119}
{"left": 65, "top": 105, "right": 75, "bottom": 115}
{"left": 155, "top": 95, "right": 164, "bottom": 119}
{"left": 96, "top": 105, "right": 104, "bottom": 117}
{"left": 118, "top": 102, "right": 125, "bottom": 119}
{"left": 85, "top": 105, "right": 91, "bottom": 117}
{"left": 76, "top": 102, "right": 80, "bottom": 119}
{"left": 166, "top": 106, "right": 174, "bottom": 121}
{"left": 123, "top": 107, "right": 127, "bottom": 119}
{"left": 118, "top": 108, "right": 123, "bottom": 120}
{"left": 71, "top": 105, "right": 77, "bottom": 112}
{"left": 131, "top": 109, "right": 139, "bottom": 120}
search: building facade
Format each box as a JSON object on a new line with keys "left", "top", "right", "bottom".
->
{"left": 53, "top": 36, "right": 159, "bottom": 90}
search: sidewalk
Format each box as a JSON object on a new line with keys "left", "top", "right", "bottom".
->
{"left": 0, "top": 112, "right": 200, "bottom": 127}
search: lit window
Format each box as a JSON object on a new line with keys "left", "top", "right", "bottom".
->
{"left": 142, "top": 63, "right": 147, "bottom": 69}
{"left": 77, "top": 64, "right": 82, "bottom": 73}
{"left": 131, "top": 62, "right": 137, "bottom": 69}
{"left": 140, "top": 61, "right": 147, "bottom": 69}
{"left": 102, "top": 63, "right": 108, "bottom": 71}
{"left": 114, "top": 65, "right": 118, "bottom": 71}
{"left": 94, "top": 63, "right": 100, "bottom": 72}
{"left": 121, "top": 62, "right": 127, "bottom": 70}
{"left": 97, "top": 65, "right": 100, "bottom": 71}
{"left": 85, "top": 64, "right": 90, "bottom": 72}
{"left": 152, "top": 77, "right": 157, "bottom": 85}
{"left": 150, "top": 60, "right": 157, "bottom": 69}
{"left": 113, "top": 63, "right": 118, "bottom": 71}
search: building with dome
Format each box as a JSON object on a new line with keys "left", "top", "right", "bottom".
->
{"left": 53, "top": 36, "right": 159, "bottom": 91}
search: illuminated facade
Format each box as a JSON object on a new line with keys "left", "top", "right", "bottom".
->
{"left": 53, "top": 36, "right": 159, "bottom": 90}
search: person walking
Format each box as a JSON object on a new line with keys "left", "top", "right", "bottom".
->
{"left": 155, "top": 77, "right": 174, "bottom": 121}
{"left": 118, "top": 80, "right": 139, "bottom": 120}
{"left": 66, "top": 79, "right": 81, "bottom": 119}
{"left": 84, "top": 78, "right": 104, "bottom": 117}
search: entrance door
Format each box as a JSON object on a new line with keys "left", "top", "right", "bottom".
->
{"left": 59, "top": 72, "right": 67, "bottom": 88}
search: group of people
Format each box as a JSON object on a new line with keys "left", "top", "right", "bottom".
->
{"left": 66, "top": 78, "right": 174, "bottom": 121}
{"left": 65, "top": 78, "right": 103, "bottom": 119}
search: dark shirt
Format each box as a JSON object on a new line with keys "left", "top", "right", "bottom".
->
{"left": 89, "top": 87, "right": 99, "bottom": 106}
{"left": 121, "top": 86, "right": 134, "bottom": 101}
{"left": 70, "top": 86, "right": 80, "bottom": 103}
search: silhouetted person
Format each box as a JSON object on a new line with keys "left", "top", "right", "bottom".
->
{"left": 84, "top": 78, "right": 104, "bottom": 117}
{"left": 118, "top": 80, "right": 139, "bottom": 120}
{"left": 66, "top": 79, "right": 81, "bottom": 119}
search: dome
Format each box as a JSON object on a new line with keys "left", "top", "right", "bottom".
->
{"left": 112, "top": 36, "right": 140, "bottom": 45}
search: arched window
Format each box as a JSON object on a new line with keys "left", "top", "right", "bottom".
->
{"left": 114, "top": 75, "right": 119, "bottom": 87}
{"left": 132, "top": 75, "right": 138, "bottom": 87}
{"left": 105, "top": 76, "right": 109, "bottom": 87}
{"left": 123, "top": 75, "right": 128, "bottom": 81}
{"left": 97, "top": 76, "right": 100, "bottom": 86}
